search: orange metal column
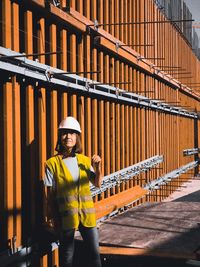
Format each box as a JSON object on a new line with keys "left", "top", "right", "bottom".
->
{"left": 12, "top": 1, "right": 22, "bottom": 250}
{"left": 70, "top": 33, "right": 77, "bottom": 118}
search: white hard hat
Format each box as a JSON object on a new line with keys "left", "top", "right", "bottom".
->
{"left": 58, "top": 116, "right": 81, "bottom": 133}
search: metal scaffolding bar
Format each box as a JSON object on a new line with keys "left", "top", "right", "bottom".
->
{"left": 183, "top": 148, "right": 200, "bottom": 156}
{"left": 0, "top": 51, "right": 62, "bottom": 59}
{"left": 90, "top": 155, "right": 164, "bottom": 197}
{"left": 144, "top": 161, "right": 199, "bottom": 191}
{"left": 89, "top": 19, "right": 194, "bottom": 27}
{"left": 119, "top": 44, "right": 154, "bottom": 47}
{"left": 0, "top": 46, "right": 197, "bottom": 119}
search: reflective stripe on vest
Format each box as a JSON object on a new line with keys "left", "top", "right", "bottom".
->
{"left": 45, "top": 153, "right": 97, "bottom": 229}
{"left": 57, "top": 195, "right": 93, "bottom": 204}
{"left": 60, "top": 207, "right": 96, "bottom": 217}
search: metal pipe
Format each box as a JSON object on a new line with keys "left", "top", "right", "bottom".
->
{"left": 0, "top": 51, "right": 62, "bottom": 59}
{"left": 184, "top": 83, "right": 200, "bottom": 85}
{"left": 119, "top": 44, "right": 154, "bottom": 47}
{"left": 157, "top": 66, "right": 183, "bottom": 68}
{"left": 53, "top": 70, "right": 101, "bottom": 75}
{"left": 176, "top": 77, "right": 193, "bottom": 79}
{"left": 89, "top": 82, "right": 131, "bottom": 86}
{"left": 138, "top": 57, "right": 165, "bottom": 60}
{"left": 171, "top": 72, "right": 191, "bottom": 75}
{"left": 137, "top": 91, "right": 155, "bottom": 93}
{"left": 88, "top": 19, "right": 194, "bottom": 27}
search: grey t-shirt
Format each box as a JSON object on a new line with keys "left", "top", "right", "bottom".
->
{"left": 44, "top": 156, "right": 95, "bottom": 188}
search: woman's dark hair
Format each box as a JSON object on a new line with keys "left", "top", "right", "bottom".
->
{"left": 55, "top": 131, "right": 82, "bottom": 154}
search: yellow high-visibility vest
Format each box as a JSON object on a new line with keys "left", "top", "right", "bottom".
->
{"left": 45, "top": 153, "right": 96, "bottom": 230}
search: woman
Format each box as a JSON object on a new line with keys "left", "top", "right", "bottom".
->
{"left": 44, "top": 116, "right": 102, "bottom": 267}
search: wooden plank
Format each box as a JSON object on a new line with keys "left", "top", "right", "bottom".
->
{"left": 94, "top": 185, "right": 147, "bottom": 219}
{"left": 50, "top": 4, "right": 86, "bottom": 32}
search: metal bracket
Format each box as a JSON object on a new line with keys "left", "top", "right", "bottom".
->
{"left": 85, "top": 81, "right": 90, "bottom": 91}
{"left": 94, "top": 19, "right": 99, "bottom": 31}
{"left": 45, "top": 69, "right": 52, "bottom": 82}
{"left": 116, "top": 41, "right": 120, "bottom": 52}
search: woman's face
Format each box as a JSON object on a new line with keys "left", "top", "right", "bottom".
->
{"left": 60, "top": 129, "right": 77, "bottom": 150}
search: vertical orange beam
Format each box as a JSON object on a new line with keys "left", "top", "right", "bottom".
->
{"left": 115, "top": 0, "right": 119, "bottom": 38}
{"left": 37, "top": 21, "right": 47, "bottom": 266}
{"left": 60, "top": 26, "right": 68, "bottom": 124}
{"left": 2, "top": 3, "right": 13, "bottom": 238}
{"left": 104, "top": 101, "right": 110, "bottom": 175}
{"left": 129, "top": 106, "right": 133, "bottom": 165}
{"left": 125, "top": 105, "right": 129, "bottom": 189}
{"left": 120, "top": 104, "right": 125, "bottom": 169}
{"left": 12, "top": 2, "right": 22, "bottom": 249}
{"left": 125, "top": 105, "right": 129, "bottom": 167}
{"left": 50, "top": 24, "right": 58, "bottom": 157}
{"left": 92, "top": 99, "right": 98, "bottom": 155}
{"left": 110, "top": 102, "right": 116, "bottom": 173}
{"left": 98, "top": 0, "right": 104, "bottom": 82}
{"left": 38, "top": 89, "right": 46, "bottom": 177}
{"left": 77, "top": 31, "right": 85, "bottom": 153}
{"left": 99, "top": 100, "right": 105, "bottom": 176}
{"left": 3, "top": 80, "right": 14, "bottom": 248}
{"left": 110, "top": 0, "right": 114, "bottom": 36}
{"left": 91, "top": 1, "right": 98, "bottom": 157}
{"left": 71, "top": 0, "right": 76, "bottom": 9}
{"left": 115, "top": 102, "right": 120, "bottom": 171}
{"left": 60, "top": 28, "right": 68, "bottom": 71}
{"left": 114, "top": 58, "right": 120, "bottom": 172}
{"left": 124, "top": 0, "right": 127, "bottom": 44}
{"left": 70, "top": 33, "right": 77, "bottom": 118}
{"left": 104, "top": 0, "right": 109, "bottom": 32}
{"left": 77, "top": 0, "right": 83, "bottom": 14}
{"left": 78, "top": 96, "right": 85, "bottom": 154}
{"left": 2, "top": 0, "right": 11, "bottom": 48}
{"left": 120, "top": 0, "right": 124, "bottom": 41}
{"left": 85, "top": 97, "right": 92, "bottom": 158}
{"left": 85, "top": 0, "right": 91, "bottom": 158}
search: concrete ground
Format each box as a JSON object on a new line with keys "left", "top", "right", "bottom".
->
{"left": 71, "top": 178, "right": 200, "bottom": 267}
{"left": 95, "top": 177, "right": 200, "bottom": 267}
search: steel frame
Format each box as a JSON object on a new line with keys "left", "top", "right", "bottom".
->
{"left": 90, "top": 155, "right": 164, "bottom": 197}
{"left": 0, "top": 46, "right": 197, "bottom": 119}
{"left": 144, "top": 161, "right": 199, "bottom": 191}
{"left": 183, "top": 148, "right": 200, "bottom": 156}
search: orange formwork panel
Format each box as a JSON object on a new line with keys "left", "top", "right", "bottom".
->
{"left": 0, "top": 1, "right": 200, "bottom": 266}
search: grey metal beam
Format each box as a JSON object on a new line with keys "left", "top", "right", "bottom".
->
{"left": 0, "top": 46, "right": 197, "bottom": 119}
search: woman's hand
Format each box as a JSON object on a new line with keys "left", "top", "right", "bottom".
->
{"left": 92, "top": 154, "right": 101, "bottom": 170}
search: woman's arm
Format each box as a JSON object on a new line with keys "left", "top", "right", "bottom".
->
{"left": 43, "top": 167, "right": 60, "bottom": 229}
{"left": 92, "top": 155, "right": 102, "bottom": 188}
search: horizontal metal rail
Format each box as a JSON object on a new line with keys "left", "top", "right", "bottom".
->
{"left": 183, "top": 148, "right": 200, "bottom": 156}
{"left": 144, "top": 161, "right": 199, "bottom": 191}
{"left": 90, "top": 155, "right": 164, "bottom": 197}
{"left": 0, "top": 46, "right": 197, "bottom": 119}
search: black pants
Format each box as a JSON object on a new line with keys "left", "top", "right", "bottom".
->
{"left": 59, "top": 224, "right": 102, "bottom": 267}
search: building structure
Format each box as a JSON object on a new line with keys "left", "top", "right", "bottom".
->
{"left": 0, "top": 0, "right": 200, "bottom": 266}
